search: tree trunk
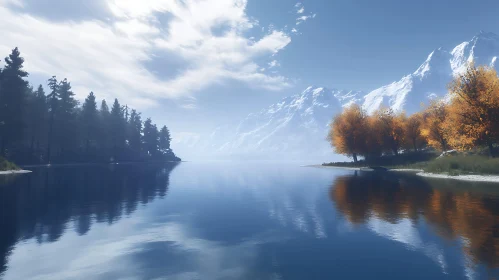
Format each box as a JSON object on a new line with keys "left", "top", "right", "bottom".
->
{"left": 29, "top": 135, "right": 35, "bottom": 163}
{"left": 0, "top": 137, "right": 5, "bottom": 157}
{"left": 353, "top": 153, "right": 358, "bottom": 163}
{"left": 488, "top": 141, "right": 495, "bottom": 158}
{"left": 47, "top": 113, "right": 54, "bottom": 164}
{"left": 413, "top": 139, "right": 417, "bottom": 152}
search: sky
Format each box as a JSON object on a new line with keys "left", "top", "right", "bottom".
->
{"left": 1, "top": 0, "right": 499, "bottom": 146}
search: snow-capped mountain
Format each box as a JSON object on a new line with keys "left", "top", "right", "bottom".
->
{"left": 180, "top": 87, "right": 362, "bottom": 160}
{"left": 363, "top": 31, "right": 499, "bottom": 114}
{"left": 216, "top": 87, "right": 364, "bottom": 160}
{"left": 176, "top": 31, "right": 499, "bottom": 160}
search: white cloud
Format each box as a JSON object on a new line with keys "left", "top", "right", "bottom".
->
{"left": 296, "top": 15, "right": 312, "bottom": 25}
{"left": 268, "top": 60, "right": 280, "bottom": 68}
{"left": 293, "top": 3, "right": 315, "bottom": 31}
{"left": 0, "top": 0, "right": 307, "bottom": 109}
{"left": 0, "top": 0, "right": 23, "bottom": 7}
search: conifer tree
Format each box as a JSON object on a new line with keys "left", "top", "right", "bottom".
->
{"left": 159, "top": 125, "right": 171, "bottom": 155}
{"left": 81, "top": 92, "right": 98, "bottom": 154}
{"left": 0, "top": 48, "right": 28, "bottom": 156}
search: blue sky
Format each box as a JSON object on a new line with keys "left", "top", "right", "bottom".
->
{"left": 1, "top": 0, "right": 498, "bottom": 141}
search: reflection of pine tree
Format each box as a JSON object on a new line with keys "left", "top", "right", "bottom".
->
{"left": 0, "top": 162, "right": 178, "bottom": 275}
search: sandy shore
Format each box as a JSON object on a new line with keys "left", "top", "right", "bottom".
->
{"left": 0, "top": 170, "right": 32, "bottom": 175}
{"left": 416, "top": 172, "right": 499, "bottom": 183}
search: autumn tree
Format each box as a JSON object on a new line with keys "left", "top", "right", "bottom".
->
{"left": 327, "top": 104, "right": 368, "bottom": 162}
{"left": 446, "top": 64, "right": 499, "bottom": 157}
{"left": 371, "top": 108, "right": 406, "bottom": 155}
{"left": 421, "top": 100, "right": 451, "bottom": 151}
{"left": 404, "top": 113, "right": 426, "bottom": 152}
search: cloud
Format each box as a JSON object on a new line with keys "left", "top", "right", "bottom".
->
{"left": 292, "top": 3, "right": 315, "bottom": 33}
{"left": 296, "top": 15, "right": 311, "bottom": 25}
{"left": 268, "top": 60, "right": 280, "bottom": 68}
{"left": 0, "top": 0, "right": 22, "bottom": 7}
{"left": 0, "top": 0, "right": 309, "bottom": 109}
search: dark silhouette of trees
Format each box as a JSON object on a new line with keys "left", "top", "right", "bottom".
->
{"left": 0, "top": 48, "right": 28, "bottom": 157}
{"left": 0, "top": 47, "right": 180, "bottom": 165}
{"left": 81, "top": 92, "right": 98, "bottom": 157}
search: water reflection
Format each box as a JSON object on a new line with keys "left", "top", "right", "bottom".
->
{"left": 330, "top": 172, "right": 499, "bottom": 273}
{"left": 0, "top": 163, "right": 178, "bottom": 276}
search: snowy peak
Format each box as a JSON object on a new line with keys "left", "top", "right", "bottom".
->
{"left": 413, "top": 48, "right": 452, "bottom": 78}
{"left": 451, "top": 31, "right": 499, "bottom": 74}
{"left": 212, "top": 86, "right": 361, "bottom": 160}
{"left": 364, "top": 31, "right": 499, "bottom": 115}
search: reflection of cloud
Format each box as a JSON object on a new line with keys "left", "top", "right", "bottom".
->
{"left": 4, "top": 216, "right": 285, "bottom": 280}
{"left": 367, "top": 216, "right": 448, "bottom": 274}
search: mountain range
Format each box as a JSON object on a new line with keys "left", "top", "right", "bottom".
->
{"left": 173, "top": 31, "right": 499, "bottom": 161}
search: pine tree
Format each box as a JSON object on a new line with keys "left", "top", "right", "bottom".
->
{"left": 0, "top": 47, "right": 28, "bottom": 156}
{"left": 55, "top": 78, "right": 78, "bottom": 160}
{"left": 46, "top": 76, "right": 58, "bottom": 163}
{"left": 127, "top": 109, "right": 142, "bottom": 159}
{"left": 159, "top": 125, "right": 171, "bottom": 155}
{"left": 110, "top": 98, "right": 126, "bottom": 160}
{"left": 81, "top": 92, "right": 98, "bottom": 155}
{"left": 98, "top": 99, "right": 111, "bottom": 161}
{"left": 25, "top": 85, "right": 47, "bottom": 162}
{"left": 142, "top": 118, "right": 159, "bottom": 158}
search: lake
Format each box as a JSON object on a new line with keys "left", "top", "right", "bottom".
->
{"left": 0, "top": 162, "right": 498, "bottom": 280}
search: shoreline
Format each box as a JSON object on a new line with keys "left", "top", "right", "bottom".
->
{"left": 0, "top": 170, "right": 32, "bottom": 175}
{"left": 416, "top": 172, "right": 499, "bottom": 183}
{"left": 309, "top": 165, "right": 499, "bottom": 183}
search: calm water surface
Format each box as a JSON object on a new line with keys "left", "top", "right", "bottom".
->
{"left": 0, "top": 162, "right": 498, "bottom": 280}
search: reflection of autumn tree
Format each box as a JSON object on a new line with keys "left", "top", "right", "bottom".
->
{"left": 0, "top": 163, "right": 178, "bottom": 274}
{"left": 330, "top": 173, "right": 499, "bottom": 268}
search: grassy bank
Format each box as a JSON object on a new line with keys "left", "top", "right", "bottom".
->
{"left": 0, "top": 157, "right": 19, "bottom": 171}
{"left": 323, "top": 153, "right": 499, "bottom": 176}
{"left": 322, "top": 152, "right": 438, "bottom": 168}
{"left": 421, "top": 155, "right": 499, "bottom": 175}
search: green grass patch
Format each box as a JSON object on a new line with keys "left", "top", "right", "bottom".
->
{"left": 323, "top": 151, "right": 438, "bottom": 169}
{"left": 0, "top": 157, "right": 19, "bottom": 171}
{"left": 423, "top": 155, "right": 499, "bottom": 175}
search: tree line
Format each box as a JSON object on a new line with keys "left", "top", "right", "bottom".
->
{"left": 0, "top": 47, "right": 180, "bottom": 164}
{"left": 328, "top": 63, "right": 499, "bottom": 162}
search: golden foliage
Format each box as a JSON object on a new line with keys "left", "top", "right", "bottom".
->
{"left": 421, "top": 100, "right": 451, "bottom": 151}
{"left": 327, "top": 104, "right": 367, "bottom": 162}
{"left": 371, "top": 108, "right": 406, "bottom": 155}
{"left": 328, "top": 63, "right": 499, "bottom": 158}
{"left": 404, "top": 113, "right": 426, "bottom": 151}
{"left": 446, "top": 64, "right": 499, "bottom": 154}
